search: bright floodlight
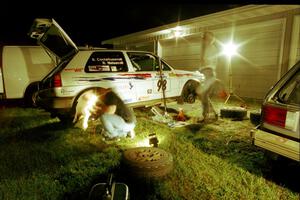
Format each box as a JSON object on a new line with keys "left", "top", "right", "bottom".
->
{"left": 174, "top": 30, "right": 182, "bottom": 38}
{"left": 222, "top": 41, "right": 238, "bottom": 58}
{"left": 172, "top": 26, "right": 183, "bottom": 38}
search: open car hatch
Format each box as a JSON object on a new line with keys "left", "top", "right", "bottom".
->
{"left": 28, "top": 18, "right": 78, "bottom": 61}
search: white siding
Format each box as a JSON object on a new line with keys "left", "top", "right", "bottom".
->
{"left": 220, "top": 19, "right": 284, "bottom": 99}
{"left": 161, "top": 34, "right": 202, "bottom": 71}
{"left": 290, "top": 15, "right": 300, "bottom": 67}
{"left": 161, "top": 19, "right": 284, "bottom": 99}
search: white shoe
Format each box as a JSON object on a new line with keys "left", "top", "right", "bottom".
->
{"left": 129, "top": 130, "right": 135, "bottom": 139}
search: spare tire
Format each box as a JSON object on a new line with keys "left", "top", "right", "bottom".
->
{"left": 122, "top": 147, "right": 173, "bottom": 179}
{"left": 220, "top": 107, "right": 247, "bottom": 119}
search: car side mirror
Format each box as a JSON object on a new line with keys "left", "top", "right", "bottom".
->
{"left": 88, "top": 174, "right": 129, "bottom": 200}
{"left": 89, "top": 182, "right": 129, "bottom": 200}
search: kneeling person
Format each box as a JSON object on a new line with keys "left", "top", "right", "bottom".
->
{"left": 95, "top": 89, "right": 136, "bottom": 140}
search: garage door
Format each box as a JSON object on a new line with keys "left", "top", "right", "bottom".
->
{"left": 160, "top": 34, "right": 202, "bottom": 71}
{"left": 216, "top": 19, "right": 285, "bottom": 99}
{"left": 161, "top": 18, "right": 285, "bottom": 99}
{"left": 289, "top": 15, "right": 300, "bottom": 68}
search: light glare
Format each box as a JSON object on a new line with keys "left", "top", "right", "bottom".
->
{"left": 222, "top": 41, "right": 238, "bottom": 58}
{"left": 83, "top": 94, "right": 98, "bottom": 130}
{"left": 136, "top": 138, "right": 151, "bottom": 147}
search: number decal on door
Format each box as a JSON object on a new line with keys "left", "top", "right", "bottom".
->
{"left": 157, "top": 79, "right": 167, "bottom": 91}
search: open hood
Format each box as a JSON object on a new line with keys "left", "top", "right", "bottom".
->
{"left": 28, "top": 18, "right": 78, "bottom": 61}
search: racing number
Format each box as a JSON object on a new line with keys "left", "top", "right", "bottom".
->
{"left": 157, "top": 79, "right": 167, "bottom": 92}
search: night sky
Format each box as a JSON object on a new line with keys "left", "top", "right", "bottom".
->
{"left": 0, "top": 3, "right": 243, "bottom": 47}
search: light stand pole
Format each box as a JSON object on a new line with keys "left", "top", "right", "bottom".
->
{"left": 158, "top": 57, "right": 168, "bottom": 116}
{"left": 222, "top": 41, "right": 245, "bottom": 105}
{"left": 224, "top": 58, "right": 245, "bottom": 104}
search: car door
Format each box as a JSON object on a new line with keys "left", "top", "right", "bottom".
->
{"left": 28, "top": 18, "right": 78, "bottom": 61}
{"left": 126, "top": 52, "right": 171, "bottom": 102}
{"left": 153, "top": 59, "right": 173, "bottom": 98}
{"left": 82, "top": 51, "right": 137, "bottom": 104}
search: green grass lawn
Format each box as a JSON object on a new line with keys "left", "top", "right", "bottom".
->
{"left": 0, "top": 99, "right": 299, "bottom": 200}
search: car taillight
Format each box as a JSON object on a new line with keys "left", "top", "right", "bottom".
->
{"left": 53, "top": 74, "right": 62, "bottom": 87}
{"left": 262, "top": 105, "right": 287, "bottom": 127}
{"left": 262, "top": 104, "right": 300, "bottom": 132}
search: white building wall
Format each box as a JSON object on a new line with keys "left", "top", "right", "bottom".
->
{"left": 289, "top": 15, "right": 300, "bottom": 69}
{"left": 102, "top": 5, "right": 300, "bottom": 100}
{"left": 160, "top": 19, "right": 284, "bottom": 99}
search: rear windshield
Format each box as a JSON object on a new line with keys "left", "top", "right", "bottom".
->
{"left": 277, "top": 67, "right": 300, "bottom": 106}
{"left": 85, "top": 52, "right": 128, "bottom": 73}
{"left": 40, "top": 25, "right": 76, "bottom": 59}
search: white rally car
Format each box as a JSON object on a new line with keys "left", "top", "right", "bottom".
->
{"left": 28, "top": 18, "right": 204, "bottom": 121}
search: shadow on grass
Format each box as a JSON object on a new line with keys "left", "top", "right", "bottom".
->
{"left": 188, "top": 130, "right": 300, "bottom": 193}
{"left": 0, "top": 119, "right": 70, "bottom": 144}
{"left": 184, "top": 123, "right": 205, "bottom": 133}
{"left": 0, "top": 110, "right": 124, "bottom": 199}
{"left": 0, "top": 118, "right": 115, "bottom": 177}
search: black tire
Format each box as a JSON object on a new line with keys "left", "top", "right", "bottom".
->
{"left": 250, "top": 111, "right": 261, "bottom": 126}
{"left": 24, "top": 82, "right": 39, "bottom": 107}
{"left": 180, "top": 80, "right": 200, "bottom": 104}
{"left": 122, "top": 147, "right": 173, "bottom": 179}
{"left": 220, "top": 107, "right": 247, "bottom": 119}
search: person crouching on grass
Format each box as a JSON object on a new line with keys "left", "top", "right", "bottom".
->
{"left": 93, "top": 88, "right": 136, "bottom": 141}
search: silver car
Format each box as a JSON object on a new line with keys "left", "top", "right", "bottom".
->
{"left": 251, "top": 60, "right": 300, "bottom": 162}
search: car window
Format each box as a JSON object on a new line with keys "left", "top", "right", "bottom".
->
{"left": 160, "top": 60, "right": 171, "bottom": 71}
{"left": 40, "top": 25, "right": 77, "bottom": 59}
{"left": 127, "top": 53, "right": 157, "bottom": 71}
{"left": 128, "top": 52, "right": 171, "bottom": 72}
{"left": 85, "top": 52, "right": 128, "bottom": 73}
{"left": 278, "top": 69, "right": 300, "bottom": 106}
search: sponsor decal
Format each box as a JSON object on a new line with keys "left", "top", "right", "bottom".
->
{"left": 129, "top": 82, "right": 133, "bottom": 90}
{"left": 155, "top": 72, "right": 167, "bottom": 78}
{"left": 138, "top": 95, "right": 150, "bottom": 101}
{"left": 123, "top": 98, "right": 134, "bottom": 103}
{"left": 64, "top": 68, "right": 83, "bottom": 72}
{"left": 92, "top": 57, "right": 124, "bottom": 65}
{"left": 74, "top": 75, "right": 150, "bottom": 82}
{"left": 61, "top": 88, "right": 75, "bottom": 94}
{"left": 88, "top": 65, "right": 110, "bottom": 72}
{"left": 120, "top": 73, "right": 152, "bottom": 79}
{"left": 169, "top": 72, "right": 193, "bottom": 77}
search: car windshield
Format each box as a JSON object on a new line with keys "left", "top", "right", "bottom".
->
{"left": 277, "top": 67, "right": 300, "bottom": 106}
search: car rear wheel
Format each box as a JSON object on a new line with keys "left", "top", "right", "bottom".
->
{"left": 24, "top": 82, "right": 39, "bottom": 107}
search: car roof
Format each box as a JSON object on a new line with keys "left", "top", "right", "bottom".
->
{"left": 77, "top": 49, "right": 155, "bottom": 54}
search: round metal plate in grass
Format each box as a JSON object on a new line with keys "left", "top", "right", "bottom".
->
{"left": 122, "top": 147, "right": 173, "bottom": 179}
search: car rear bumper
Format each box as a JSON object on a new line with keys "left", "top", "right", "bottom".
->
{"left": 250, "top": 128, "right": 300, "bottom": 162}
{"left": 36, "top": 94, "right": 73, "bottom": 110}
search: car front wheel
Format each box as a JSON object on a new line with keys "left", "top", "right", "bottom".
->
{"left": 180, "top": 80, "right": 200, "bottom": 104}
